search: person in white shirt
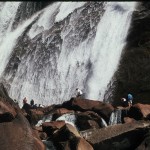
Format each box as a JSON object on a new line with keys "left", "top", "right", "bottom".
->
{"left": 76, "top": 88, "right": 83, "bottom": 97}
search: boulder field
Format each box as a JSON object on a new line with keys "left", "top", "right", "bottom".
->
{"left": 0, "top": 84, "right": 150, "bottom": 150}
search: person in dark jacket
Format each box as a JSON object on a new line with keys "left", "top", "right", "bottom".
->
{"left": 22, "top": 97, "right": 32, "bottom": 123}
{"left": 30, "top": 99, "right": 37, "bottom": 109}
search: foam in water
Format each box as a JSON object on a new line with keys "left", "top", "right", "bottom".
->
{"left": 86, "top": 2, "right": 137, "bottom": 100}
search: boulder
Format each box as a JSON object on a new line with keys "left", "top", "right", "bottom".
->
{"left": 128, "top": 103, "right": 150, "bottom": 120}
{"left": 0, "top": 112, "right": 15, "bottom": 123}
{"left": 54, "top": 137, "right": 93, "bottom": 150}
{"left": 0, "top": 98, "right": 17, "bottom": 121}
{"left": 80, "top": 120, "right": 150, "bottom": 150}
{"left": 124, "top": 117, "right": 136, "bottom": 124}
{"left": 0, "top": 113, "right": 45, "bottom": 150}
{"left": 76, "top": 111, "right": 105, "bottom": 131}
{"left": 62, "top": 97, "right": 114, "bottom": 123}
{"left": 42, "top": 121, "right": 66, "bottom": 137}
{"left": 53, "top": 123, "right": 81, "bottom": 142}
{"left": 52, "top": 108, "right": 74, "bottom": 120}
{"left": 135, "top": 129, "right": 150, "bottom": 150}
{"left": 30, "top": 109, "right": 44, "bottom": 125}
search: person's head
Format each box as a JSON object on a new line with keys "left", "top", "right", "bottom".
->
{"left": 76, "top": 88, "right": 78, "bottom": 90}
{"left": 23, "top": 98, "right": 27, "bottom": 104}
{"left": 121, "top": 98, "right": 126, "bottom": 102}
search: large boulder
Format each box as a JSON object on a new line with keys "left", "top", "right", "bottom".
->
{"left": 59, "top": 137, "right": 94, "bottom": 150}
{"left": 51, "top": 123, "right": 93, "bottom": 150}
{"left": 62, "top": 97, "right": 114, "bottom": 123}
{"left": 0, "top": 83, "right": 45, "bottom": 149}
{"left": 0, "top": 83, "right": 19, "bottom": 122}
{"left": 53, "top": 123, "right": 81, "bottom": 142}
{"left": 128, "top": 103, "right": 150, "bottom": 120}
{"left": 135, "top": 129, "right": 150, "bottom": 150}
{"left": 42, "top": 121, "right": 66, "bottom": 137}
{"left": 0, "top": 113, "right": 45, "bottom": 150}
{"left": 81, "top": 120, "right": 150, "bottom": 150}
{"left": 52, "top": 108, "right": 74, "bottom": 120}
{"left": 30, "top": 109, "right": 44, "bottom": 125}
{"left": 76, "top": 111, "right": 106, "bottom": 131}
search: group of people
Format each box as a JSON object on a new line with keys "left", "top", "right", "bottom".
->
{"left": 121, "top": 93, "right": 133, "bottom": 107}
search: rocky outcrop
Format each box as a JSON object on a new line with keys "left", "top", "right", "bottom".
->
{"left": 75, "top": 111, "right": 105, "bottom": 130}
{"left": 1, "top": 83, "right": 150, "bottom": 150}
{"left": 0, "top": 113, "right": 45, "bottom": 150}
{"left": 128, "top": 103, "right": 150, "bottom": 120}
{"left": 42, "top": 121, "right": 66, "bottom": 137}
{"left": 0, "top": 83, "right": 45, "bottom": 150}
{"left": 62, "top": 97, "right": 114, "bottom": 123}
{"left": 81, "top": 120, "right": 150, "bottom": 150}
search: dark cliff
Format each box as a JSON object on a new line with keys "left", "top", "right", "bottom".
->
{"left": 112, "top": 2, "right": 150, "bottom": 106}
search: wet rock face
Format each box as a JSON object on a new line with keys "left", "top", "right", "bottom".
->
{"left": 12, "top": 2, "right": 52, "bottom": 30}
{"left": 111, "top": 2, "right": 150, "bottom": 106}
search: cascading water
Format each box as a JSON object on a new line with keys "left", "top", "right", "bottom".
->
{"left": 109, "top": 109, "right": 122, "bottom": 125}
{"left": 0, "top": 2, "right": 21, "bottom": 43}
{"left": 86, "top": 2, "right": 137, "bottom": 100}
{"left": 0, "top": 2, "right": 137, "bottom": 106}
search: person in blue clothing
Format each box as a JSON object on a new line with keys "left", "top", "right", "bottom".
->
{"left": 127, "top": 93, "right": 133, "bottom": 107}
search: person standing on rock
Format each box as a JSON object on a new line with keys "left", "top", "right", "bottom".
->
{"left": 22, "top": 97, "right": 32, "bottom": 123}
{"left": 127, "top": 93, "right": 133, "bottom": 107}
{"left": 76, "top": 88, "right": 83, "bottom": 98}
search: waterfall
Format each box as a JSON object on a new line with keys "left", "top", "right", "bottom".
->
{"left": 0, "top": 2, "right": 137, "bottom": 105}
{"left": 109, "top": 109, "right": 122, "bottom": 125}
{"left": 86, "top": 2, "right": 137, "bottom": 100}
{"left": 0, "top": 2, "right": 21, "bottom": 43}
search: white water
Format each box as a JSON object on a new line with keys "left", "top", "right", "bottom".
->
{"left": 109, "top": 109, "right": 122, "bottom": 125}
{"left": 87, "top": 2, "right": 137, "bottom": 100}
{"left": 0, "top": 9, "right": 42, "bottom": 76}
{"left": 55, "top": 2, "right": 86, "bottom": 22}
{"left": 28, "top": 2, "right": 86, "bottom": 39}
{"left": 0, "top": 2, "right": 21, "bottom": 44}
{"left": 56, "top": 113, "right": 76, "bottom": 127}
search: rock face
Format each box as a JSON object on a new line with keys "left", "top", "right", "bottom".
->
{"left": 1, "top": 83, "right": 150, "bottom": 150}
{"left": 111, "top": 2, "right": 150, "bottom": 106}
{"left": 62, "top": 97, "right": 114, "bottom": 123}
{"left": 128, "top": 103, "right": 150, "bottom": 120}
{"left": 0, "top": 83, "right": 45, "bottom": 150}
{"left": 81, "top": 121, "right": 150, "bottom": 150}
